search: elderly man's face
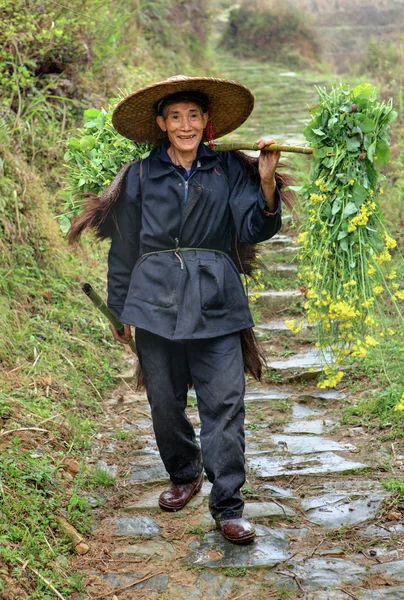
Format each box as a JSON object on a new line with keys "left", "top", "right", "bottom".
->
{"left": 156, "top": 101, "right": 208, "bottom": 156}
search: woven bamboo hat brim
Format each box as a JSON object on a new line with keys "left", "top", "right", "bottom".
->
{"left": 112, "top": 75, "right": 255, "bottom": 143}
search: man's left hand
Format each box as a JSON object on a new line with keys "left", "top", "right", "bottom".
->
{"left": 256, "top": 137, "right": 281, "bottom": 184}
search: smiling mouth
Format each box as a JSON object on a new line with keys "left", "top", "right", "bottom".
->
{"left": 178, "top": 135, "right": 196, "bottom": 140}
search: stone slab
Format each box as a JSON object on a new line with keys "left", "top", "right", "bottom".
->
{"left": 271, "top": 434, "right": 356, "bottom": 455}
{"left": 363, "top": 524, "right": 404, "bottom": 538}
{"left": 256, "top": 318, "right": 311, "bottom": 335}
{"left": 112, "top": 539, "right": 176, "bottom": 561}
{"left": 301, "top": 492, "right": 386, "bottom": 529}
{"left": 247, "top": 451, "right": 368, "bottom": 478}
{"left": 298, "top": 390, "right": 347, "bottom": 402}
{"left": 129, "top": 461, "right": 168, "bottom": 484}
{"left": 268, "top": 349, "right": 333, "bottom": 371}
{"left": 283, "top": 419, "right": 333, "bottom": 435}
{"left": 274, "top": 264, "right": 298, "bottom": 274}
{"left": 261, "top": 483, "right": 297, "bottom": 499}
{"left": 101, "top": 572, "right": 168, "bottom": 591}
{"left": 291, "top": 558, "right": 367, "bottom": 590}
{"left": 184, "top": 525, "right": 290, "bottom": 568}
{"left": 292, "top": 404, "right": 324, "bottom": 418}
{"left": 264, "top": 234, "right": 295, "bottom": 246}
{"left": 254, "top": 290, "right": 302, "bottom": 312}
{"left": 95, "top": 460, "right": 118, "bottom": 478}
{"left": 104, "top": 516, "right": 161, "bottom": 538}
{"left": 195, "top": 571, "right": 238, "bottom": 598}
{"left": 244, "top": 388, "right": 292, "bottom": 403}
{"left": 372, "top": 560, "right": 404, "bottom": 582}
{"left": 360, "top": 588, "right": 404, "bottom": 599}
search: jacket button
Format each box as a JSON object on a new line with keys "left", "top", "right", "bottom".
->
{"left": 179, "top": 183, "right": 182, "bottom": 186}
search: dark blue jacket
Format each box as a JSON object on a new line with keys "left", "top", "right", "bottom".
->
{"left": 107, "top": 143, "right": 282, "bottom": 340}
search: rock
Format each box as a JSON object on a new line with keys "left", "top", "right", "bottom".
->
{"left": 247, "top": 451, "right": 368, "bottom": 478}
{"left": 184, "top": 525, "right": 290, "bottom": 568}
{"left": 274, "top": 265, "right": 298, "bottom": 279}
{"left": 372, "top": 560, "right": 404, "bottom": 582}
{"left": 292, "top": 404, "right": 324, "bottom": 418}
{"left": 243, "top": 501, "right": 295, "bottom": 520}
{"left": 301, "top": 491, "right": 386, "bottom": 529}
{"left": 291, "top": 558, "right": 367, "bottom": 590}
{"left": 165, "top": 585, "right": 202, "bottom": 600}
{"left": 361, "top": 588, "right": 404, "bottom": 599}
{"left": 283, "top": 419, "right": 333, "bottom": 435}
{"left": 101, "top": 572, "right": 168, "bottom": 591}
{"left": 264, "top": 234, "right": 295, "bottom": 246}
{"left": 268, "top": 349, "right": 333, "bottom": 371}
{"left": 256, "top": 318, "right": 311, "bottom": 335}
{"left": 105, "top": 516, "right": 161, "bottom": 538}
{"left": 129, "top": 461, "right": 168, "bottom": 484}
{"left": 271, "top": 434, "right": 356, "bottom": 455}
{"left": 264, "top": 571, "right": 299, "bottom": 594}
{"left": 363, "top": 524, "right": 404, "bottom": 538}
{"left": 112, "top": 540, "right": 176, "bottom": 561}
{"left": 254, "top": 290, "right": 302, "bottom": 312}
{"left": 62, "top": 458, "right": 80, "bottom": 477}
{"left": 261, "top": 484, "right": 297, "bottom": 499}
{"left": 87, "top": 493, "right": 105, "bottom": 508}
{"left": 195, "top": 571, "right": 237, "bottom": 598}
{"left": 95, "top": 460, "right": 118, "bottom": 478}
{"left": 298, "top": 390, "right": 347, "bottom": 402}
{"left": 244, "top": 387, "right": 292, "bottom": 403}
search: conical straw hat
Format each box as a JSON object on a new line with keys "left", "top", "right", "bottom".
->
{"left": 112, "top": 75, "right": 254, "bottom": 143}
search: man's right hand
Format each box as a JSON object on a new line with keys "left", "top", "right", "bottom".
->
{"left": 109, "top": 323, "right": 133, "bottom": 345}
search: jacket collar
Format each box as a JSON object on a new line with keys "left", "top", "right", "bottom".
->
{"left": 146, "top": 140, "right": 220, "bottom": 179}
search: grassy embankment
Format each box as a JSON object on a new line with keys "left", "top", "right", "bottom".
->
{"left": 0, "top": 1, "right": 211, "bottom": 597}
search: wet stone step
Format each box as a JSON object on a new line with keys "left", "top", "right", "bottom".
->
{"left": 244, "top": 387, "right": 292, "bottom": 403}
{"left": 270, "top": 434, "right": 356, "bottom": 455}
{"left": 261, "top": 483, "right": 298, "bottom": 500}
{"left": 201, "top": 502, "right": 295, "bottom": 525}
{"left": 100, "top": 572, "right": 169, "bottom": 592}
{"left": 104, "top": 516, "right": 161, "bottom": 538}
{"left": 129, "top": 460, "right": 169, "bottom": 484}
{"left": 268, "top": 349, "right": 333, "bottom": 371}
{"left": 247, "top": 451, "right": 368, "bottom": 478}
{"left": 301, "top": 491, "right": 386, "bottom": 529}
{"left": 298, "top": 390, "right": 347, "bottom": 403}
{"left": 287, "top": 558, "right": 367, "bottom": 590}
{"left": 363, "top": 523, "right": 404, "bottom": 538}
{"left": 273, "top": 264, "right": 299, "bottom": 279}
{"left": 361, "top": 589, "right": 404, "bottom": 600}
{"left": 112, "top": 539, "right": 176, "bottom": 560}
{"left": 255, "top": 318, "right": 312, "bottom": 335}
{"left": 282, "top": 419, "right": 334, "bottom": 435}
{"left": 253, "top": 289, "right": 302, "bottom": 312}
{"left": 184, "top": 525, "right": 291, "bottom": 568}
{"left": 263, "top": 234, "right": 296, "bottom": 246}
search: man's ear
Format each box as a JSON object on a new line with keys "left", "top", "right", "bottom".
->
{"left": 203, "top": 113, "right": 209, "bottom": 128}
{"left": 156, "top": 116, "right": 166, "bottom": 132}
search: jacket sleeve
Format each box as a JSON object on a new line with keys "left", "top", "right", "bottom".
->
{"left": 225, "top": 152, "right": 282, "bottom": 244}
{"left": 107, "top": 163, "right": 141, "bottom": 319}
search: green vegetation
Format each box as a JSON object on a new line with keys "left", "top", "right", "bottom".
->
{"left": 220, "top": 0, "right": 321, "bottom": 68}
{"left": 0, "top": 1, "right": 211, "bottom": 596}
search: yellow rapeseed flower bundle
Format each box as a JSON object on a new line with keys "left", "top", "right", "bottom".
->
{"left": 286, "top": 83, "right": 403, "bottom": 389}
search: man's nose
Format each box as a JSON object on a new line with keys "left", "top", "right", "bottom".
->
{"left": 181, "top": 117, "right": 192, "bottom": 130}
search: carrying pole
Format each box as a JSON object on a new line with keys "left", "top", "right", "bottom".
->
{"left": 210, "top": 142, "right": 314, "bottom": 155}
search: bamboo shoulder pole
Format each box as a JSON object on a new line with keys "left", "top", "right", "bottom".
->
{"left": 210, "top": 142, "right": 314, "bottom": 154}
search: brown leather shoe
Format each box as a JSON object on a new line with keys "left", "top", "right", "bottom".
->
{"left": 158, "top": 472, "right": 204, "bottom": 512}
{"left": 215, "top": 518, "right": 256, "bottom": 545}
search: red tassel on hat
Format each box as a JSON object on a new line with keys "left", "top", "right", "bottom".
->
{"left": 205, "top": 118, "right": 215, "bottom": 149}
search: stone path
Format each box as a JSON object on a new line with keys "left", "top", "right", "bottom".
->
{"left": 75, "top": 220, "right": 404, "bottom": 600}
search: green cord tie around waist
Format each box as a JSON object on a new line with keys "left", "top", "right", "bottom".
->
{"left": 141, "top": 247, "right": 229, "bottom": 270}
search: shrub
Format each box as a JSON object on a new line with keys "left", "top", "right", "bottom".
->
{"left": 220, "top": 0, "right": 321, "bottom": 67}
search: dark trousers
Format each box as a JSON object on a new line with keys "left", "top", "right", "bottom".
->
{"left": 135, "top": 328, "right": 246, "bottom": 520}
